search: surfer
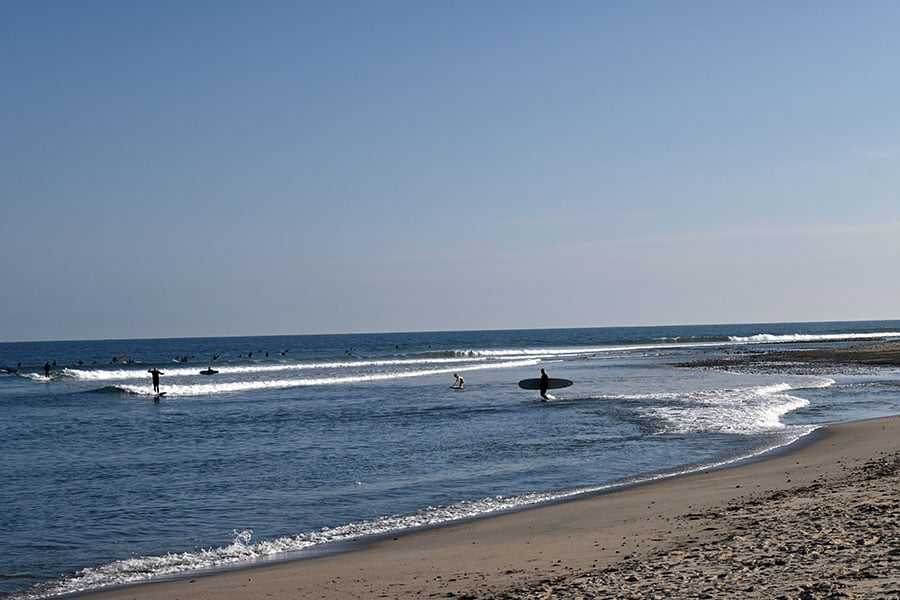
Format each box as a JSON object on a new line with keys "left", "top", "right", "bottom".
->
{"left": 453, "top": 373, "right": 465, "bottom": 389}
{"left": 539, "top": 368, "right": 549, "bottom": 400}
{"left": 44, "top": 362, "right": 51, "bottom": 378}
{"left": 148, "top": 368, "right": 164, "bottom": 393}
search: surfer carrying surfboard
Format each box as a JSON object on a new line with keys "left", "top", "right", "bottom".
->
{"left": 517, "top": 373, "right": 572, "bottom": 399}
{"left": 148, "top": 368, "right": 164, "bottom": 393}
{"left": 540, "top": 368, "right": 549, "bottom": 400}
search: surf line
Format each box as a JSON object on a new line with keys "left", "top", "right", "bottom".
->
{"left": 113, "top": 359, "right": 543, "bottom": 397}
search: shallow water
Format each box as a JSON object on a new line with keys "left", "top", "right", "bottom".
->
{"left": 2, "top": 321, "right": 899, "bottom": 598}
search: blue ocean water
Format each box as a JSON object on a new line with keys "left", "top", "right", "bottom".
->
{"left": 1, "top": 321, "right": 899, "bottom": 599}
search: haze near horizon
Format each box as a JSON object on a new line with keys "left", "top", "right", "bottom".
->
{"left": 2, "top": 1, "right": 899, "bottom": 342}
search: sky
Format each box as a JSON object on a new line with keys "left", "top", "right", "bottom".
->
{"left": 2, "top": 1, "right": 900, "bottom": 341}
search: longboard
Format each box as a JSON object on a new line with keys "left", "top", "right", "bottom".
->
{"left": 518, "top": 378, "right": 573, "bottom": 390}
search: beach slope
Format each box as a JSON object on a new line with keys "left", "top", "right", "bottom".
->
{"left": 75, "top": 415, "right": 898, "bottom": 600}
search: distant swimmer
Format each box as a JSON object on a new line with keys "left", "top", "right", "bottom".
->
{"left": 44, "top": 362, "right": 51, "bottom": 378}
{"left": 540, "top": 368, "right": 549, "bottom": 401}
{"left": 148, "top": 367, "right": 164, "bottom": 393}
{"left": 453, "top": 373, "right": 465, "bottom": 389}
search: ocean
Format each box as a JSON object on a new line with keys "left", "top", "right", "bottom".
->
{"left": 2, "top": 321, "right": 899, "bottom": 599}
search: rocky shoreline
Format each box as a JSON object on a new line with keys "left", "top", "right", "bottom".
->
{"left": 680, "top": 340, "right": 900, "bottom": 370}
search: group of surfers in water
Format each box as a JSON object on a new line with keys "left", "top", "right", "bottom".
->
{"left": 144, "top": 368, "right": 554, "bottom": 399}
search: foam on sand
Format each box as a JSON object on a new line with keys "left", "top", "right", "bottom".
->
{"left": 69, "top": 416, "right": 899, "bottom": 600}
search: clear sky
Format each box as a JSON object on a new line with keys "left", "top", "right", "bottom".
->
{"left": 2, "top": 1, "right": 899, "bottom": 341}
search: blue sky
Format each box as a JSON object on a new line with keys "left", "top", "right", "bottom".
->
{"left": 2, "top": 1, "right": 899, "bottom": 341}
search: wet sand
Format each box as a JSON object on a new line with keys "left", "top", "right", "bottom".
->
{"left": 685, "top": 339, "right": 900, "bottom": 368}
{"left": 74, "top": 414, "right": 899, "bottom": 599}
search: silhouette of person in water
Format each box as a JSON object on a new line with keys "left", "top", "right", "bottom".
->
{"left": 148, "top": 368, "right": 164, "bottom": 393}
{"left": 539, "top": 368, "right": 549, "bottom": 400}
{"left": 44, "top": 362, "right": 51, "bottom": 378}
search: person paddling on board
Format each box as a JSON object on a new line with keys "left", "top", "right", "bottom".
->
{"left": 148, "top": 368, "right": 164, "bottom": 393}
{"left": 539, "top": 368, "right": 549, "bottom": 401}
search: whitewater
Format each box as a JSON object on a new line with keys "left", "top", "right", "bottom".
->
{"left": 1, "top": 321, "right": 899, "bottom": 599}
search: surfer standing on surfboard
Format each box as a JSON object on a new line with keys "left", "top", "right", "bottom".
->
{"left": 540, "top": 368, "right": 549, "bottom": 400}
{"left": 148, "top": 368, "right": 164, "bottom": 393}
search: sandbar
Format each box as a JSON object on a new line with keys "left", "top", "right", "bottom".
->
{"left": 685, "top": 339, "right": 900, "bottom": 368}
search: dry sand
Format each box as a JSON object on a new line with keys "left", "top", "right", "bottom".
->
{"left": 74, "top": 415, "right": 899, "bottom": 600}
{"left": 73, "top": 340, "right": 900, "bottom": 599}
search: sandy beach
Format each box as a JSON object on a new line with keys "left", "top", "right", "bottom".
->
{"left": 72, "top": 414, "right": 898, "bottom": 600}
{"left": 68, "top": 341, "right": 900, "bottom": 600}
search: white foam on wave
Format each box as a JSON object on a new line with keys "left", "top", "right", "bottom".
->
{"left": 474, "top": 329, "right": 900, "bottom": 359}
{"left": 27, "top": 491, "right": 578, "bottom": 599}
{"left": 63, "top": 367, "right": 188, "bottom": 381}
{"left": 58, "top": 330, "right": 900, "bottom": 384}
{"left": 20, "top": 372, "right": 54, "bottom": 382}
{"left": 23, "top": 421, "right": 822, "bottom": 600}
{"left": 728, "top": 332, "right": 900, "bottom": 344}
{"left": 470, "top": 343, "right": 716, "bottom": 359}
{"left": 114, "top": 359, "right": 541, "bottom": 397}
{"left": 633, "top": 378, "right": 834, "bottom": 435}
{"left": 63, "top": 356, "right": 500, "bottom": 382}
{"left": 17, "top": 468, "right": 729, "bottom": 599}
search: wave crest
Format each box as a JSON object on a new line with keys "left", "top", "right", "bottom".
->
{"left": 728, "top": 332, "right": 900, "bottom": 344}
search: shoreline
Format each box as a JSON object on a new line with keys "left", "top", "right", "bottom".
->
{"left": 71, "top": 415, "right": 899, "bottom": 600}
{"left": 683, "top": 339, "right": 900, "bottom": 368}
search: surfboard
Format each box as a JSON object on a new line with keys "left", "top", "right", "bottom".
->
{"left": 450, "top": 385, "right": 464, "bottom": 390}
{"left": 517, "top": 378, "right": 573, "bottom": 390}
{"left": 200, "top": 368, "right": 218, "bottom": 375}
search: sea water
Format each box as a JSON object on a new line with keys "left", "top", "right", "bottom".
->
{"left": 1, "top": 321, "right": 899, "bottom": 599}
